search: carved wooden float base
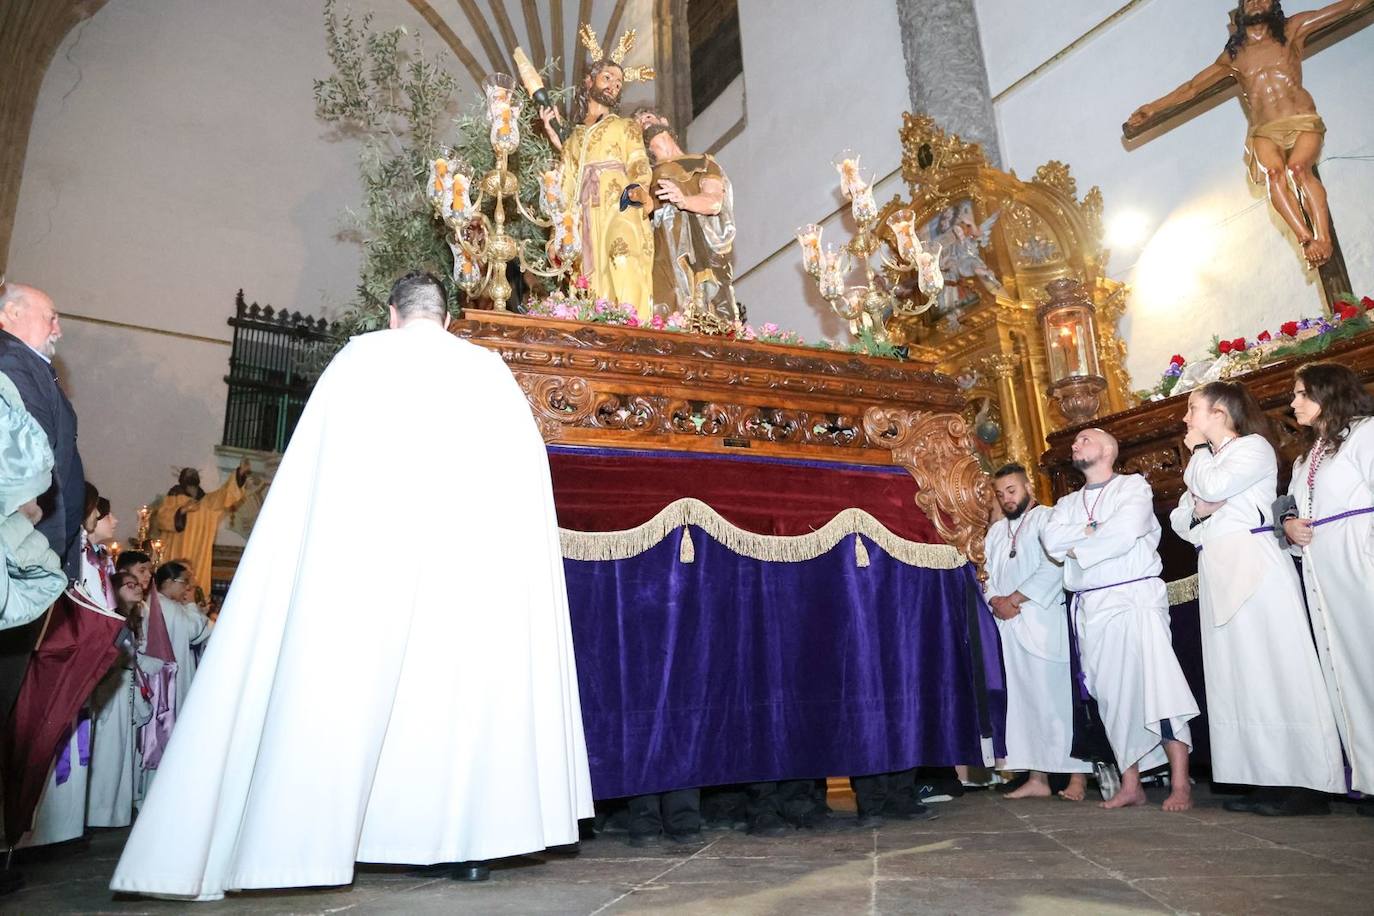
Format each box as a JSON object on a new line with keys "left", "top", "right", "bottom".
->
{"left": 454, "top": 311, "right": 993, "bottom": 567}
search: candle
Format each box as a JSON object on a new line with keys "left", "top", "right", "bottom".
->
{"left": 539, "top": 167, "right": 562, "bottom": 216}
{"left": 489, "top": 101, "right": 521, "bottom": 154}
{"left": 450, "top": 242, "right": 484, "bottom": 290}
{"left": 795, "top": 224, "right": 824, "bottom": 275}
{"left": 851, "top": 181, "right": 877, "bottom": 225}
{"left": 818, "top": 245, "right": 846, "bottom": 300}
{"left": 833, "top": 149, "right": 862, "bottom": 199}
{"left": 887, "top": 209, "right": 920, "bottom": 262}
{"left": 555, "top": 211, "right": 580, "bottom": 260}
{"left": 451, "top": 171, "right": 474, "bottom": 219}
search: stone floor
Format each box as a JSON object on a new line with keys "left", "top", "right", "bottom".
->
{"left": 3, "top": 785, "right": 1372, "bottom": 915}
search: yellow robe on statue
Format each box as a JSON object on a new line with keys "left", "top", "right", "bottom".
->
{"left": 154, "top": 473, "right": 245, "bottom": 591}
{"left": 560, "top": 115, "right": 655, "bottom": 321}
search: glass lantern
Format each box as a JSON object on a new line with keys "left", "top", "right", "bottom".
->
{"left": 1039, "top": 278, "right": 1102, "bottom": 383}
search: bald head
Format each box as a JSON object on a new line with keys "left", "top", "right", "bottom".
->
{"left": 0, "top": 282, "right": 62, "bottom": 356}
{"left": 1070, "top": 427, "right": 1119, "bottom": 483}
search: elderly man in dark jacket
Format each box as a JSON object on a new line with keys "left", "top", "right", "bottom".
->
{"left": 0, "top": 281, "right": 85, "bottom": 717}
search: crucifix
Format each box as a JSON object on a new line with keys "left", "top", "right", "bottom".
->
{"left": 1123, "top": 0, "right": 1373, "bottom": 310}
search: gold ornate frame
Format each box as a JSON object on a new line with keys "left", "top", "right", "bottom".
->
{"left": 879, "top": 115, "right": 1136, "bottom": 491}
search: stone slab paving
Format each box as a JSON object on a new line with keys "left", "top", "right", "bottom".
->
{"left": 3, "top": 785, "right": 1371, "bottom": 915}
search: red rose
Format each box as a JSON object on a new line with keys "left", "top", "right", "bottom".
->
{"left": 1362, "top": 296, "right": 1374, "bottom": 311}
{"left": 1231, "top": 337, "right": 1247, "bottom": 352}
{"left": 1337, "top": 303, "right": 1359, "bottom": 321}
{"left": 1258, "top": 330, "right": 1272, "bottom": 342}
{"left": 1170, "top": 353, "right": 1186, "bottom": 366}
{"left": 1281, "top": 321, "right": 1300, "bottom": 337}
{"left": 1218, "top": 340, "right": 1233, "bottom": 354}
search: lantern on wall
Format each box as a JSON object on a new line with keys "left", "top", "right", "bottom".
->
{"left": 1038, "top": 278, "right": 1107, "bottom": 425}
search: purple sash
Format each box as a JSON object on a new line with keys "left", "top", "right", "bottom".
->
{"left": 1194, "top": 525, "right": 1271, "bottom": 554}
{"left": 1312, "top": 507, "right": 1374, "bottom": 527}
{"left": 1066, "top": 576, "right": 1162, "bottom": 699}
{"left": 136, "top": 662, "right": 178, "bottom": 770}
{"left": 53, "top": 710, "right": 92, "bottom": 785}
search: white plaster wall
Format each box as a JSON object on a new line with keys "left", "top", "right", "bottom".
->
{"left": 978, "top": 0, "right": 1374, "bottom": 390}
{"left": 7, "top": 0, "right": 654, "bottom": 538}
{"left": 722, "top": 0, "right": 911, "bottom": 341}
{"left": 974, "top": 0, "right": 1126, "bottom": 96}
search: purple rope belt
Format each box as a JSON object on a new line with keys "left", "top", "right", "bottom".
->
{"left": 1195, "top": 525, "right": 1272, "bottom": 554}
{"left": 1311, "top": 507, "right": 1374, "bottom": 527}
{"left": 1070, "top": 575, "right": 1160, "bottom": 599}
{"left": 1065, "top": 576, "right": 1161, "bottom": 701}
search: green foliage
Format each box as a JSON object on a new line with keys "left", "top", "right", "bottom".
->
{"left": 314, "top": 0, "right": 568, "bottom": 339}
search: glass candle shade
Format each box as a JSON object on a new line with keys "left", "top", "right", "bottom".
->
{"left": 832, "top": 149, "right": 862, "bottom": 199}
{"left": 796, "top": 223, "right": 824, "bottom": 275}
{"left": 887, "top": 209, "right": 920, "bottom": 262}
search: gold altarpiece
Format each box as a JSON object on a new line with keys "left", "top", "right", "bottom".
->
{"left": 878, "top": 115, "right": 1136, "bottom": 493}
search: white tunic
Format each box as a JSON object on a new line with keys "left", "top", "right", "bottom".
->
{"left": 110, "top": 321, "right": 593, "bottom": 900}
{"left": 1041, "top": 474, "right": 1198, "bottom": 773}
{"left": 1288, "top": 417, "right": 1374, "bottom": 793}
{"left": 86, "top": 656, "right": 154, "bottom": 828}
{"left": 1169, "top": 435, "right": 1344, "bottom": 792}
{"left": 984, "top": 505, "right": 1089, "bottom": 774}
{"left": 156, "top": 595, "right": 211, "bottom": 715}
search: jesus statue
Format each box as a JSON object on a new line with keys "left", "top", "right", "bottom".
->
{"left": 1126, "top": 0, "right": 1371, "bottom": 268}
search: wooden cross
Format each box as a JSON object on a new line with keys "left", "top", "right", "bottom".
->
{"left": 1122, "top": 2, "right": 1373, "bottom": 310}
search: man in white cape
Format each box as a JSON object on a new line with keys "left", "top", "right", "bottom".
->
{"left": 110, "top": 272, "right": 593, "bottom": 900}
{"left": 984, "top": 463, "right": 1091, "bottom": 801}
{"left": 1041, "top": 429, "right": 1199, "bottom": 811}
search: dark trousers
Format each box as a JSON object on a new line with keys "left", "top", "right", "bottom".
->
{"left": 627, "top": 788, "right": 701, "bottom": 838}
{"left": 851, "top": 767, "right": 918, "bottom": 817}
{"left": 747, "top": 779, "right": 818, "bottom": 827}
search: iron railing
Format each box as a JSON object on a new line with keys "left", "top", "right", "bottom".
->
{"left": 222, "top": 290, "right": 339, "bottom": 453}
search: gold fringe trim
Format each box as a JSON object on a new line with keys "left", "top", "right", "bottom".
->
{"left": 559, "top": 498, "right": 967, "bottom": 568}
{"left": 854, "top": 534, "right": 870, "bottom": 568}
{"left": 679, "top": 526, "right": 695, "bottom": 564}
{"left": 1167, "top": 575, "right": 1199, "bottom": 605}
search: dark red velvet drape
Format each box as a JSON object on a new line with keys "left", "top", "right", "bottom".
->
{"left": 548, "top": 446, "right": 942, "bottom": 543}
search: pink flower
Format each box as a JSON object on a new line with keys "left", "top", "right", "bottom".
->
{"left": 574, "top": 274, "right": 589, "bottom": 290}
{"left": 761, "top": 322, "right": 781, "bottom": 336}
{"left": 624, "top": 314, "right": 639, "bottom": 327}
{"left": 650, "top": 314, "right": 666, "bottom": 329}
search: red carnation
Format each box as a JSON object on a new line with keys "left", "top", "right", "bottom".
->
{"left": 1218, "top": 340, "right": 1233, "bottom": 354}
{"left": 1337, "top": 303, "right": 1359, "bottom": 321}
{"left": 1231, "top": 337, "right": 1247, "bottom": 352}
{"left": 1170, "top": 353, "right": 1186, "bottom": 366}
{"left": 1258, "top": 330, "right": 1272, "bottom": 342}
{"left": 1362, "top": 296, "right": 1374, "bottom": 311}
{"left": 1281, "top": 321, "right": 1300, "bottom": 337}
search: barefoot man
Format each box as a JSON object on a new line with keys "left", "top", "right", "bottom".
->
{"left": 985, "top": 464, "right": 1091, "bottom": 802}
{"left": 1041, "top": 430, "right": 1199, "bottom": 812}
{"left": 1126, "top": 0, "right": 1372, "bottom": 268}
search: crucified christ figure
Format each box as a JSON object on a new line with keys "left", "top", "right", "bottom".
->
{"left": 1127, "top": 0, "right": 1371, "bottom": 268}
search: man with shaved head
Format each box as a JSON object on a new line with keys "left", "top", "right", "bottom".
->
{"left": 1041, "top": 429, "right": 1199, "bottom": 811}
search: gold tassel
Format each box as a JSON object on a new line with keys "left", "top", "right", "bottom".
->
{"left": 679, "top": 525, "right": 695, "bottom": 564}
{"left": 854, "top": 534, "right": 870, "bottom": 568}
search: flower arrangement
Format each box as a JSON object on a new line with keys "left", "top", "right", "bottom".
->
{"left": 522, "top": 289, "right": 905, "bottom": 359}
{"left": 1137, "top": 293, "right": 1374, "bottom": 401}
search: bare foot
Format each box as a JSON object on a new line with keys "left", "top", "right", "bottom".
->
{"left": 1005, "top": 779, "right": 1052, "bottom": 800}
{"left": 1099, "top": 784, "right": 1147, "bottom": 810}
{"left": 1162, "top": 783, "right": 1193, "bottom": 812}
{"left": 1058, "top": 775, "right": 1088, "bottom": 802}
{"left": 1304, "top": 236, "right": 1333, "bottom": 267}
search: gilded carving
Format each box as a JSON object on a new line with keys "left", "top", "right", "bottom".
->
{"left": 863, "top": 407, "right": 993, "bottom": 571}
